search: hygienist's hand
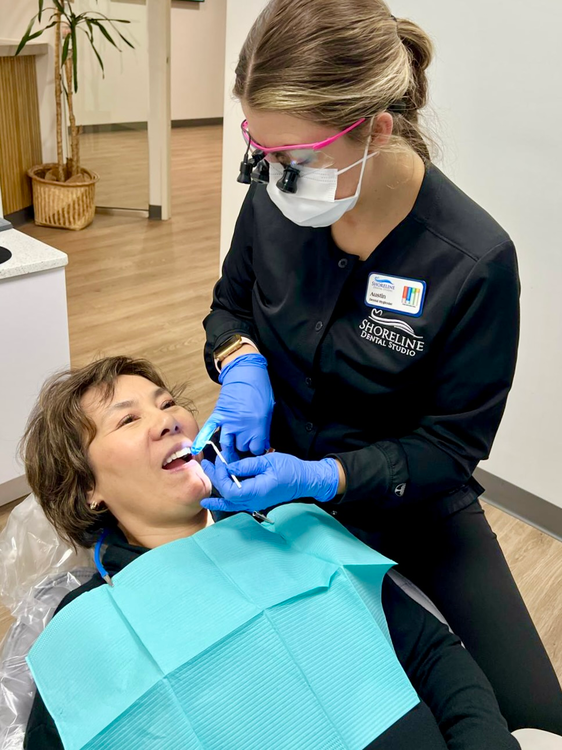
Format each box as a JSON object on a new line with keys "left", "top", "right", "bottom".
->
{"left": 200, "top": 452, "right": 340, "bottom": 513}
{"left": 190, "top": 353, "right": 274, "bottom": 462}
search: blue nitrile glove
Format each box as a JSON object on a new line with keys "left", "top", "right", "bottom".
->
{"left": 200, "top": 452, "right": 340, "bottom": 513}
{"left": 191, "top": 353, "right": 274, "bottom": 461}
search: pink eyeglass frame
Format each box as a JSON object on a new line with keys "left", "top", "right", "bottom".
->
{"left": 241, "top": 117, "right": 366, "bottom": 154}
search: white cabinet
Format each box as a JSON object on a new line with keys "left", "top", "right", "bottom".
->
{"left": 0, "top": 229, "right": 69, "bottom": 506}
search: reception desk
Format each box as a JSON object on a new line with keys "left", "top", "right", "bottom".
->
{"left": 0, "top": 226, "right": 69, "bottom": 506}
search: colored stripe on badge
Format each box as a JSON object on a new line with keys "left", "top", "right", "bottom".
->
{"left": 402, "top": 286, "right": 420, "bottom": 308}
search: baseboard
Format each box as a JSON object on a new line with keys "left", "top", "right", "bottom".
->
{"left": 79, "top": 122, "right": 147, "bottom": 134}
{"left": 4, "top": 206, "right": 34, "bottom": 228}
{"left": 171, "top": 117, "right": 223, "bottom": 128}
{"left": 476, "top": 468, "right": 562, "bottom": 543}
{"left": 96, "top": 206, "right": 149, "bottom": 218}
{"left": 77, "top": 118, "right": 223, "bottom": 135}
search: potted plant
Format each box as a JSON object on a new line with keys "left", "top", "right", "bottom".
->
{"left": 16, "top": 0, "right": 133, "bottom": 230}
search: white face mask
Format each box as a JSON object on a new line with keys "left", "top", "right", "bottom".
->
{"left": 266, "top": 137, "right": 377, "bottom": 228}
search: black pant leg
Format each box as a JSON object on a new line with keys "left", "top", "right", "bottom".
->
{"left": 363, "top": 703, "right": 447, "bottom": 750}
{"left": 366, "top": 501, "right": 562, "bottom": 733}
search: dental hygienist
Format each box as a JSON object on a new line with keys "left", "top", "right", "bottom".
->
{"left": 191, "top": 0, "right": 562, "bottom": 732}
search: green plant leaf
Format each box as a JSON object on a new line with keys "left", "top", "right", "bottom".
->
{"left": 86, "top": 11, "right": 130, "bottom": 23}
{"left": 40, "top": 18, "right": 58, "bottom": 31}
{"left": 61, "top": 30, "right": 70, "bottom": 67}
{"left": 91, "top": 19, "right": 118, "bottom": 49}
{"left": 66, "top": 4, "right": 77, "bottom": 24}
{"left": 26, "top": 30, "right": 45, "bottom": 42}
{"left": 38, "top": 0, "right": 44, "bottom": 22}
{"left": 89, "top": 40, "right": 105, "bottom": 75}
{"left": 110, "top": 23, "right": 134, "bottom": 49}
{"left": 15, "top": 14, "right": 38, "bottom": 56}
{"left": 96, "top": 14, "right": 134, "bottom": 49}
{"left": 71, "top": 24, "right": 78, "bottom": 92}
{"left": 78, "top": 20, "right": 104, "bottom": 75}
{"left": 45, "top": 10, "right": 61, "bottom": 25}
{"left": 87, "top": 10, "right": 133, "bottom": 45}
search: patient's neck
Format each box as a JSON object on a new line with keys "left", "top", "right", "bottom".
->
{"left": 119, "top": 508, "right": 213, "bottom": 549}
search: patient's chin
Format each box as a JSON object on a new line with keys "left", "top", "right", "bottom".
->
{"left": 198, "top": 466, "right": 212, "bottom": 495}
{"left": 184, "top": 459, "right": 212, "bottom": 497}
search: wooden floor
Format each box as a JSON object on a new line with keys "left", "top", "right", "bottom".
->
{"left": 80, "top": 128, "right": 149, "bottom": 210}
{"left": 1, "top": 126, "right": 561, "bottom": 685}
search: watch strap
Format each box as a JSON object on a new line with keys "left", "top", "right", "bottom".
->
{"left": 214, "top": 335, "right": 258, "bottom": 372}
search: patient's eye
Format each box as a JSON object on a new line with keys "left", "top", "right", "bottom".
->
{"left": 116, "top": 399, "right": 175, "bottom": 428}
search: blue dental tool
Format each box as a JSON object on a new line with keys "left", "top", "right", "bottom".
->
{"left": 94, "top": 529, "right": 113, "bottom": 587}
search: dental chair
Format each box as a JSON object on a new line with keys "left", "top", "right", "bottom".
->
{"left": 0, "top": 496, "right": 560, "bottom": 750}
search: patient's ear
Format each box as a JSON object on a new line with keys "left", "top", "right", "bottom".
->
{"left": 86, "top": 488, "right": 106, "bottom": 512}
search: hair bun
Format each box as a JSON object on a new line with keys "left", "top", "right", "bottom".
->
{"left": 395, "top": 18, "right": 434, "bottom": 111}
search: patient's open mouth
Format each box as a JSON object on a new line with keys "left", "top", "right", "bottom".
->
{"left": 162, "top": 446, "right": 192, "bottom": 471}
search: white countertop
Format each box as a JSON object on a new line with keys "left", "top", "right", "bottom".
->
{"left": 0, "top": 40, "right": 49, "bottom": 57}
{"left": 0, "top": 228, "right": 67, "bottom": 280}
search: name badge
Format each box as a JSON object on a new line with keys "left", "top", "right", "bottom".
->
{"left": 365, "top": 273, "right": 426, "bottom": 318}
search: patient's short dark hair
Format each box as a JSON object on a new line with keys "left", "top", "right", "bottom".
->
{"left": 21, "top": 356, "right": 194, "bottom": 549}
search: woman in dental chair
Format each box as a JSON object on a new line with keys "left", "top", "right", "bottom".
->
{"left": 21, "top": 356, "right": 518, "bottom": 750}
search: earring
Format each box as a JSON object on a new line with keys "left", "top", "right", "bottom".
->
{"left": 90, "top": 501, "right": 99, "bottom": 510}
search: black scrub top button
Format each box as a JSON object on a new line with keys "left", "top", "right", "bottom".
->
{"left": 305, "top": 422, "right": 314, "bottom": 432}
{"left": 331, "top": 510, "right": 338, "bottom": 517}
{"left": 305, "top": 377, "right": 313, "bottom": 387}
{"left": 315, "top": 321, "right": 323, "bottom": 332}
{"left": 338, "top": 258, "right": 348, "bottom": 269}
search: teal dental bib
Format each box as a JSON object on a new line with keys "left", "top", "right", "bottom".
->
{"left": 27, "top": 504, "right": 419, "bottom": 749}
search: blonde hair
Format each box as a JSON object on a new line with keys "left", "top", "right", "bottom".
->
{"left": 234, "top": 0, "right": 434, "bottom": 160}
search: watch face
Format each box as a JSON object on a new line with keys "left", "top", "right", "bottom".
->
{"left": 216, "top": 335, "right": 242, "bottom": 361}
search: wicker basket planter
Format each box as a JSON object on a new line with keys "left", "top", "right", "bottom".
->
{"left": 28, "top": 164, "right": 99, "bottom": 231}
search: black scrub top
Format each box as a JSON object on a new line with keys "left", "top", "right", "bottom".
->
{"left": 203, "top": 164, "right": 520, "bottom": 529}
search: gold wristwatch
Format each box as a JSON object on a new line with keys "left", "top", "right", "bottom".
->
{"left": 213, "top": 334, "right": 257, "bottom": 371}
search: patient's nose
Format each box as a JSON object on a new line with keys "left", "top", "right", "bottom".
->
{"left": 154, "top": 410, "right": 182, "bottom": 438}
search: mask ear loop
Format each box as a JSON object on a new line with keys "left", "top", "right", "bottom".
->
{"left": 336, "top": 117, "right": 378, "bottom": 179}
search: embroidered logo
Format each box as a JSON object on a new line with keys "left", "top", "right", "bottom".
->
{"left": 359, "top": 309, "right": 425, "bottom": 358}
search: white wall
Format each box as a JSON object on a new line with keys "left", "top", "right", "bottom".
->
{"left": 73, "top": 0, "right": 226, "bottom": 126}
{"left": 171, "top": 0, "right": 226, "bottom": 121}
{"left": 0, "top": 2, "right": 59, "bottom": 163}
{"left": 220, "top": 0, "right": 267, "bottom": 261}
{"left": 220, "top": 0, "right": 562, "bottom": 509}
{"left": 73, "top": 0, "right": 149, "bottom": 126}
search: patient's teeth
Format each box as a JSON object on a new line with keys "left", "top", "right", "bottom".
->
{"left": 163, "top": 446, "right": 191, "bottom": 467}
